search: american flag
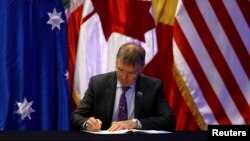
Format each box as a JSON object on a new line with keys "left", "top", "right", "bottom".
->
{"left": 173, "top": 0, "right": 250, "bottom": 129}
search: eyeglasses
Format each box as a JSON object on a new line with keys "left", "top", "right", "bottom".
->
{"left": 116, "top": 66, "right": 139, "bottom": 77}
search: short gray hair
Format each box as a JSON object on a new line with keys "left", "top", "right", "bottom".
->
{"left": 116, "top": 43, "right": 146, "bottom": 67}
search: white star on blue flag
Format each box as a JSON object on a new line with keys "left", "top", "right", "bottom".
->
{"left": 16, "top": 98, "right": 35, "bottom": 120}
{"left": 47, "top": 8, "right": 65, "bottom": 30}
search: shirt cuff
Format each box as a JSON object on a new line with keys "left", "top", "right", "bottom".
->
{"left": 137, "top": 119, "right": 142, "bottom": 129}
{"left": 82, "top": 121, "right": 87, "bottom": 130}
{"left": 132, "top": 119, "right": 142, "bottom": 129}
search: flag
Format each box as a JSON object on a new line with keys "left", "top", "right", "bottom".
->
{"left": 67, "top": 0, "right": 84, "bottom": 110}
{"left": 145, "top": 0, "right": 200, "bottom": 130}
{"left": 0, "top": 0, "right": 70, "bottom": 130}
{"left": 73, "top": 0, "right": 158, "bottom": 103}
{"left": 173, "top": 0, "right": 250, "bottom": 130}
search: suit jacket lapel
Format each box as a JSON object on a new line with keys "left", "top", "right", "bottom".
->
{"left": 134, "top": 75, "right": 144, "bottom": 118}
{"left": 105, "top": 72, "right": 117, "bottom": 126}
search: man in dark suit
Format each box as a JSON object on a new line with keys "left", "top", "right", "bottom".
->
{"left": 71, "top": 43, "right": 176, "bottom": 132}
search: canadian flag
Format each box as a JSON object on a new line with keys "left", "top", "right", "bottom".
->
{"left": 73, "top": 0, "right": 157, "bottom": 100}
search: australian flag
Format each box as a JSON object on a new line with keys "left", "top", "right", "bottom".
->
{"left": 0, "top": 0, "right": 70, "bottom": 130}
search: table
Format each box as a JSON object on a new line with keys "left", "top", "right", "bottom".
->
{"left": 0, "top": 130, "right": 207, "bottom": 141}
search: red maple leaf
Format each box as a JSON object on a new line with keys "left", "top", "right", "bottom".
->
{"left": 92, "top": 0, "right": 155, "bottom": 42}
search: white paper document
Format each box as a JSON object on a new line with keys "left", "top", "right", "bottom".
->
{"left": 83, "top": 129, "right": 172, "bottom": 134}
{"left": 83, "top": 129, "right": 130, "bottom": 134}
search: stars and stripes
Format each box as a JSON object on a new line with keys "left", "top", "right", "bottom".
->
{"left": 173, "top": 0, "right": 250, "bottom": 129}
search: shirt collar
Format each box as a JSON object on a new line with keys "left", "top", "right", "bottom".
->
{"left": 116, "top": 80, "right": 136, "bottom": 89}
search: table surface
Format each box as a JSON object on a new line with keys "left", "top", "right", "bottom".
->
{"left": 0, "top": 130, "right": 207, "bottom": 141}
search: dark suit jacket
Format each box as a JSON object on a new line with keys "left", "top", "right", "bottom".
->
{"left": 71, "top": 72, "right": 176, "bottom": 131}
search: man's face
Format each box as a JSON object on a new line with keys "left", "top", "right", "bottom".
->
{"left": 116, "top": 59, "right": 142, "bottom": 87}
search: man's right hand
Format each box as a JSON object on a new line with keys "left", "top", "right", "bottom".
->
{"left": 85, "top": 117, "right": 102, "bottom": 132}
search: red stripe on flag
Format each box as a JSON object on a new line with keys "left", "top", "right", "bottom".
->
{"left": 183, "top": 0, "right": 250, "bottom": 124}
{"left": 236, "top": 0, "right": 250, "bottom": 28}
{"left": 210, "top": 0, "right": 250, "bottom": 80}
{"left": 174, "top": 20, "right": 231, "bottom": 124}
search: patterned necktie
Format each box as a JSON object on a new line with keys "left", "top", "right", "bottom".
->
{"left": 117, "top": 86, "right": 130, "bottom": 121}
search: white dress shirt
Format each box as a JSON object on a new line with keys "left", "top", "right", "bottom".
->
{"left": 112, "top": 80, "right": 135, "bottom": 121}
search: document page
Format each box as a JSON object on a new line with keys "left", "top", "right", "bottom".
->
{"left": 131, "top": 129, "right": 172, "bottom": 134}
{"left": 83, "top": 129, "right": 172, "bottom": 134}
{"left": 83, "top": 129, "right": 131, "bottom": 134}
